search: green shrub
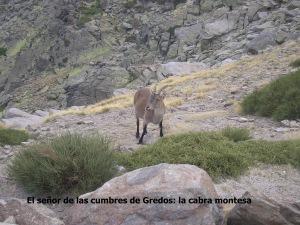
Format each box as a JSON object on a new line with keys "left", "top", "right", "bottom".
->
{"left": 78, "top": 0, "right": 101, "bottom": 26}
{"left": 221, "top": 127, "right": 251, "bottom": 142}
{"left": 0, "top": 47, "right": 7, "bottom": 56}
{"left": 0, "top": 128, "right": 29, "bottom": 145}
{"left": 290, "top": 58, "right": 300, "bottom": 68}
{"left": 8, "top": 133, "right": 117, "bottom": 196}
{"left": 123, "top": 0, "right": 137, "bottom": 8}
{"left": 116, "top": 131, "right": 300, "bottom": 180}
{"left": 241, "top": 69, "right": 300, "bottom": 121}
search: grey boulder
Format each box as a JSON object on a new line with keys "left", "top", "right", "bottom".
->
{"left": 0, "top": 198, "right": 64, "bottom": 225}
{"left": 66, "top": 163, "right": 224, "bottom": 225}
{"left": 227, "top": 192, "right": 300, "bottom": 225}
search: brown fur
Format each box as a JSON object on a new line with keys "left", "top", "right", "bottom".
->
{"left": 134, "top": 87, "right": 166, "bottom": 144}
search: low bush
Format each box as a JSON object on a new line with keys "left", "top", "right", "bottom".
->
{"left": 241, "top": 69, "right": 300, "bottom": 121}
{"left": 8, "top": 133, "right": 117, "bottom": 196}
{"left": 290, "top": 58, "right": 300, "bottom": 68}
{"left": 123, "top": 0, "right": 137, "bottom": 8}
{"left": 0, "top": 128, "right": 29, "bottom": 145}
{"left": 78, "top": 0, "right": 101, "bottom": 26}
{"left": 0, "top": 47, "right": 7, "bottom": 56}
{"left": 221, "top": 127, "right": 251, "bottom": 142}
{"left": 116, "top": 131, "right": 300, "bottom": 180}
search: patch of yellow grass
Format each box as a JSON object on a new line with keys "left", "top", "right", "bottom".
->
{"left": 194, "top": 92, "right": 206, "bottom": 99}
{"left": 156, "top": 62, "right": 236, "bottom": 92}
{"left": 46, "top": 93, "right": 185, "bottom": 122}
{"left": 45, "top": 93, "right": 134, "bottom": 122}
{"left": 196, "top": 84, "right": 216, "bottom": 93}
{"left": 181, "top": 86, "right": 194, "bottom": 95}
{"left": 0, "top": 122, "right": 6, "bottom": 128}
{"left": 165, "top": 97, "right": 183, "bottom": 108}
{"left": 233, "top": 101, "right": 243, "bottom": 114}
{"left": 284, "top": 131, "right": 300, "bottom": 140}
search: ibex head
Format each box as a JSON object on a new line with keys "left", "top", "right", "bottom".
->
{"left": 145, "top": 85, "right": 167, "bottom": 111}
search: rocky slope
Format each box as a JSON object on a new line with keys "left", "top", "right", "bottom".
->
{"left": 0, "top": 0, "right": 299, "bottom": 111}
{"left": 1, "top": 39, "right": 299, "bottom": 208}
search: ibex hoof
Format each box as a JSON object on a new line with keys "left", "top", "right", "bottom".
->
{"left": 138, "top": 140, "right": 143, "bottom": 144}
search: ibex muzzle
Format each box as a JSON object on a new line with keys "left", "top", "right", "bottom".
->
{"left": 134, "top": 86, "right": 166, "bottom": 144}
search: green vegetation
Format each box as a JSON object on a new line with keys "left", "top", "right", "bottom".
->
{"left": 0, "top": 47, "right": 7, "bottom": 56}
{"left": 221, "top": 127, "right": 250, "bottom": 142}
{"left": 0, "top": 127, "right": 29, "bottom": 145}
{"left": 116, "top": 130, "right": 300, "bottom": 179}
{"left": 290, "top": 58, "right": 300, "bottom": 68}
{"left": 123, "top": 0, "right": 137, "bottom": 8}
{"left": 241, "top": 69, "right": 300, "bottom": 121}
{"left": 78, "top": 0, "right": 102, "bottom": 26}
{"left": 9, "top": 133, "right": 117, "bottom": 196}
{"left": 78, "top": 46, "right": 111, "bottom": 63}
{"left": 7, "top": 30, "right": 39, "bottom": 57}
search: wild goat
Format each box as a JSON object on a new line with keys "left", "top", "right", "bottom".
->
{"left": 134, "top": 86, "right": 166, "bottom": 144}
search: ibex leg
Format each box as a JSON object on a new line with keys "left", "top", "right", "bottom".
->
{"left": 159, "top": 120, "right": 163, "bottom": 137}
{"left": 136, "top": 118, "right": 140, "bottom": 138}
{"left": 138, "top": 124, "right": 147, "bottom": 144}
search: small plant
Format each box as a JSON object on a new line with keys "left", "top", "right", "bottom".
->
{"left": 0, "top": 47, "right": 7, "bottom": 56}
{"left": 116, "top": 131, "right": 300, "bottom": 179}
{"left": 241, "top": 69, "right": 300, "bottom": 121}
{"left": 290, "top": 58, "right": 300, "bottom": 68}
{"left": 0, "top": 128, "right": 29, "bottom": 145}
{"left": 221, "top": 127, "right": 251, "bottom": 142}
{"left": 78, "top": 0, "right": 102, "bottom": 26}
{"left": 123, "top": 0, "right": 137, "bottom": 8}
{"left": 8, "top": 133, "right": 117, "bottom": 196}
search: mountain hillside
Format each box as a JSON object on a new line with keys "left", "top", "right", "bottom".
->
{"left": 0, "top": 0, "right": 299, "bottom": 111}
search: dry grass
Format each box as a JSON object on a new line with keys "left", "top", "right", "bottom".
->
{"left": 284, "top": 131, "right": 300, "bottom": 140}
{"left": 164, "top": 97, "right": 183, "bottom": 108}
{"left": 233, "top": 101, "right": 242, "bottom": 114}
{"left": 0, "top": 122, "right": 6, "bottom": 128}
{"left": 45, "top": 93, "right": 134, "bottom": 122}
{"left": 46, "top": 92, "right": 185, "bottom": 122}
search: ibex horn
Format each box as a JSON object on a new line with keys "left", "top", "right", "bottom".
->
{"left": 152, "top": 84, "right": 158, "bottom": 93}
{"left": 158, "top": 85, "right": 169, "bottom": 94}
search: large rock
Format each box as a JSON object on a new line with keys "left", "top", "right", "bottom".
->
{"left": 1, "top": 117, "right": 43, "bottom": 130}
{"left": 0, "top": 198, "right": 64, "bottom": 225}
{"left": 204, "top": 13, "right": 239, "bottom": 37}
{"left": 227, "top": 192, "right": 300, "bottom": 225}
{"left": 65, "top": 65, "right": 131, "bottom": 106}
{"left": 1, "top": 108, "right": 44, "bottom": 129}
{"left": 246, "top": 30, "right": 277, "bottom": 54}
{"left": 156, "top": 62, "right": 207, "bottom": 77}
{"left": 3, "top": 108, "right": 32, "bottom": 119}
{"left": 66, "top": 163, "right": 224, "bottom": 225}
